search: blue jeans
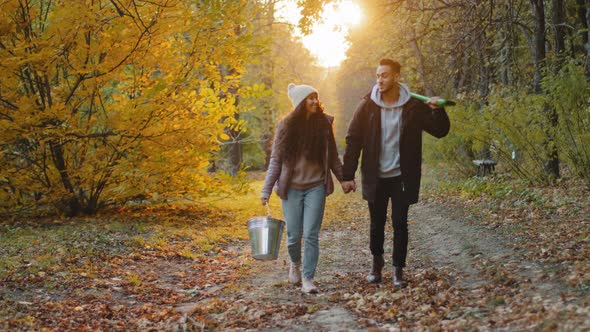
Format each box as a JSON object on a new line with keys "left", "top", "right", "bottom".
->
{"left": 281, "top": 184, "right": 326, "bottom": 279}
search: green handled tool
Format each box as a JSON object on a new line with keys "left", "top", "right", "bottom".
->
{"left": 410, "top": 92, "right": 456, "bottom": 106}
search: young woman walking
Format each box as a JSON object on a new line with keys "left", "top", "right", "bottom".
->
{"left": 261, "top": 83, "right": 344, "bottom": 294}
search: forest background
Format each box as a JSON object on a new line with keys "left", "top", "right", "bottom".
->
{"left": 2, "top": 0, "right": 590, "bottom": 216}
{"left": 1, "top": 0, "right": 590, "bottom": 330}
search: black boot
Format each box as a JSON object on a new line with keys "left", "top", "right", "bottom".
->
{"left": 367, "top": 255, "right": 384, "bottom": 283}
{"left": 393, "top": 266, "right": 408, "bottom": 288}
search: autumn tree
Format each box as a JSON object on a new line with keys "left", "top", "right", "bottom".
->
{"left": 0, "top": 0, "right": 258, "bottom": 216}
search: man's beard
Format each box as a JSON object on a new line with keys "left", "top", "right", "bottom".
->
{"left": 379, "top": 84, "right": 392, "bottom": 93}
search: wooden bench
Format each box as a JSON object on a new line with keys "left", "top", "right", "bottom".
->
{"left": 472, "top": 159, "right": 497, "bottom": 177}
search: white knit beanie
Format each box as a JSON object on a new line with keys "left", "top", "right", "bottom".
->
{"left": 287, "top": 83, "right": 318, "bottom": 108}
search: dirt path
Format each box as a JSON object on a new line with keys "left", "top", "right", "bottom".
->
{"left": 215, "top": 193, "right": 589, "bottom": 331}
{"left": 411, "top": 203, "right": 571, "bottom": 300}
{"left": 216, "top": 215, "right": 369, "bottom": 331}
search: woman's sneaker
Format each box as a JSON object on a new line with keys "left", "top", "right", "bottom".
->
{"left": 289, "top": 262, "right": 301, "bottom": 284}
{"left": 301, "top": 278, "right": 318, "bottom": 294}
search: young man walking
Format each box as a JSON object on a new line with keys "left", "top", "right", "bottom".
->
{"left": 341, "top": 58, "right": 450, "bottom": 288}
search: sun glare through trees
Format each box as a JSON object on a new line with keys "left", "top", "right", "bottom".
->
{"left": 277, "top": 0, "right": 363, "bottom": 67}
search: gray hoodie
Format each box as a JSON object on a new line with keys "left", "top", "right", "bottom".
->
{"left": 370, "top": 83, "right": 411, "bottom": 178}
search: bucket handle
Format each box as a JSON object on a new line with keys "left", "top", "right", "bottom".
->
{"left": 265, "top": 201, "right": 272, "bottom": 217}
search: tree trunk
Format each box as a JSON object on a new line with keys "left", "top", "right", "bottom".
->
{"left": 227, "top": 74, "right": 242, "bottom": 177}
{"left": 530, "top": 0, "right": 546, "bottom": 93}
{"left": 476, "top": 33, "right": 491, "bottom": 98}
{"left": 576, "top": 0, "right": 589, "bottom": 50}
{"left": 573, "top": 0, "right": 588, "bottom": 58}
{"left": 530, "top": 0, "right": 560, "bottom": 179}
{"left": 453, "top": 48, "right": 470, "bottom": 94}
{"left": 226, "top": 25, "right": 243, "bottom": 177}
{"left": 585, "top": 0, "right": 590, "bottom": 74}
{"left": 409, "top": 28, "right": 434, "bottom": 95}
{"left": 263, "top": 0, "right": 275, "bottom": 170}
{"left": 49, "top": 140, "right": 83, "bottom": 216}
{"left": 226, "top": 125, "right": 242, "bottom": 177}
{"left": 546, "top": 0, "right": 565, "bottom": 178}
{"left": 475, "top": 30, "right": 493, "bottom": 161}
{"left": 552, "top": 0, "right": 566, "bottom": 61}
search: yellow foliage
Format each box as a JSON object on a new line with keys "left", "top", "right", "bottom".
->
{"left": 0, "top": 0, "right": 260, "bottom": 215}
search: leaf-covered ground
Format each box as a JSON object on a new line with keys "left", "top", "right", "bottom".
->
{"left": 1, "top": 176, "right": 589, "bottom": 330}
{"left": 0, "top": 204, "right": 251, "bottom": 330}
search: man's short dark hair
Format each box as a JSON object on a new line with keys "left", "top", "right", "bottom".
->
{"left": 379, "top": 58, "right": 401, "bottom": 73}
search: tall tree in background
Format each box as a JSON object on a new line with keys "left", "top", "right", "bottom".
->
{"left": 530, "top": 0, "right": 560, "bottom": 179}
{"left": 224, "top": 26, "right": 245, "bottom": 177}
{"left": 584, "top": 0, "right": 590, "bottom": 74}
{"left": 530, "top": 0, "right": 547, "bottom": 94}
{"left": 238, "top": 0, "right": 325, "bottom": 170}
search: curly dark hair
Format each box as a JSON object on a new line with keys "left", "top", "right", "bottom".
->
{"left": 277, "top": 98, "right": 332, "bottom": 166}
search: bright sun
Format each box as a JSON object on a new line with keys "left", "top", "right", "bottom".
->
{"left": 277, "top": 0, "right": 363, "bottom": 68}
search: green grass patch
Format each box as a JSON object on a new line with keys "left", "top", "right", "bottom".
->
{"left": 423, "top": 167, "right": 547, "bottom": 210}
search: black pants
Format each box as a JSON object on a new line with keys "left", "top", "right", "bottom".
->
{"left": 368, "top": 176, "right": 410, "bottom": 267}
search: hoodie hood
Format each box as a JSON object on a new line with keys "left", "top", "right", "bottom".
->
{"left": 370, "top": 83, "right": 411, "bottom": 109}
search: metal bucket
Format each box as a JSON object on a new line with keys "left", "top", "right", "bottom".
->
{"left": 247, "top": 216, "right": 285, "bottom": 261}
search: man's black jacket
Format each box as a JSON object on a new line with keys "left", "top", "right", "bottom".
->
{"left": 342, "top": 95, "right": 451, "bottom": 204}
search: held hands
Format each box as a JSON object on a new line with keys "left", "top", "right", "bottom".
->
{"left": 341, "top": 180, "right": 356, "bottom": 194}
{"left": 261, "top": 181, "right": 356, "bottom": 202}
